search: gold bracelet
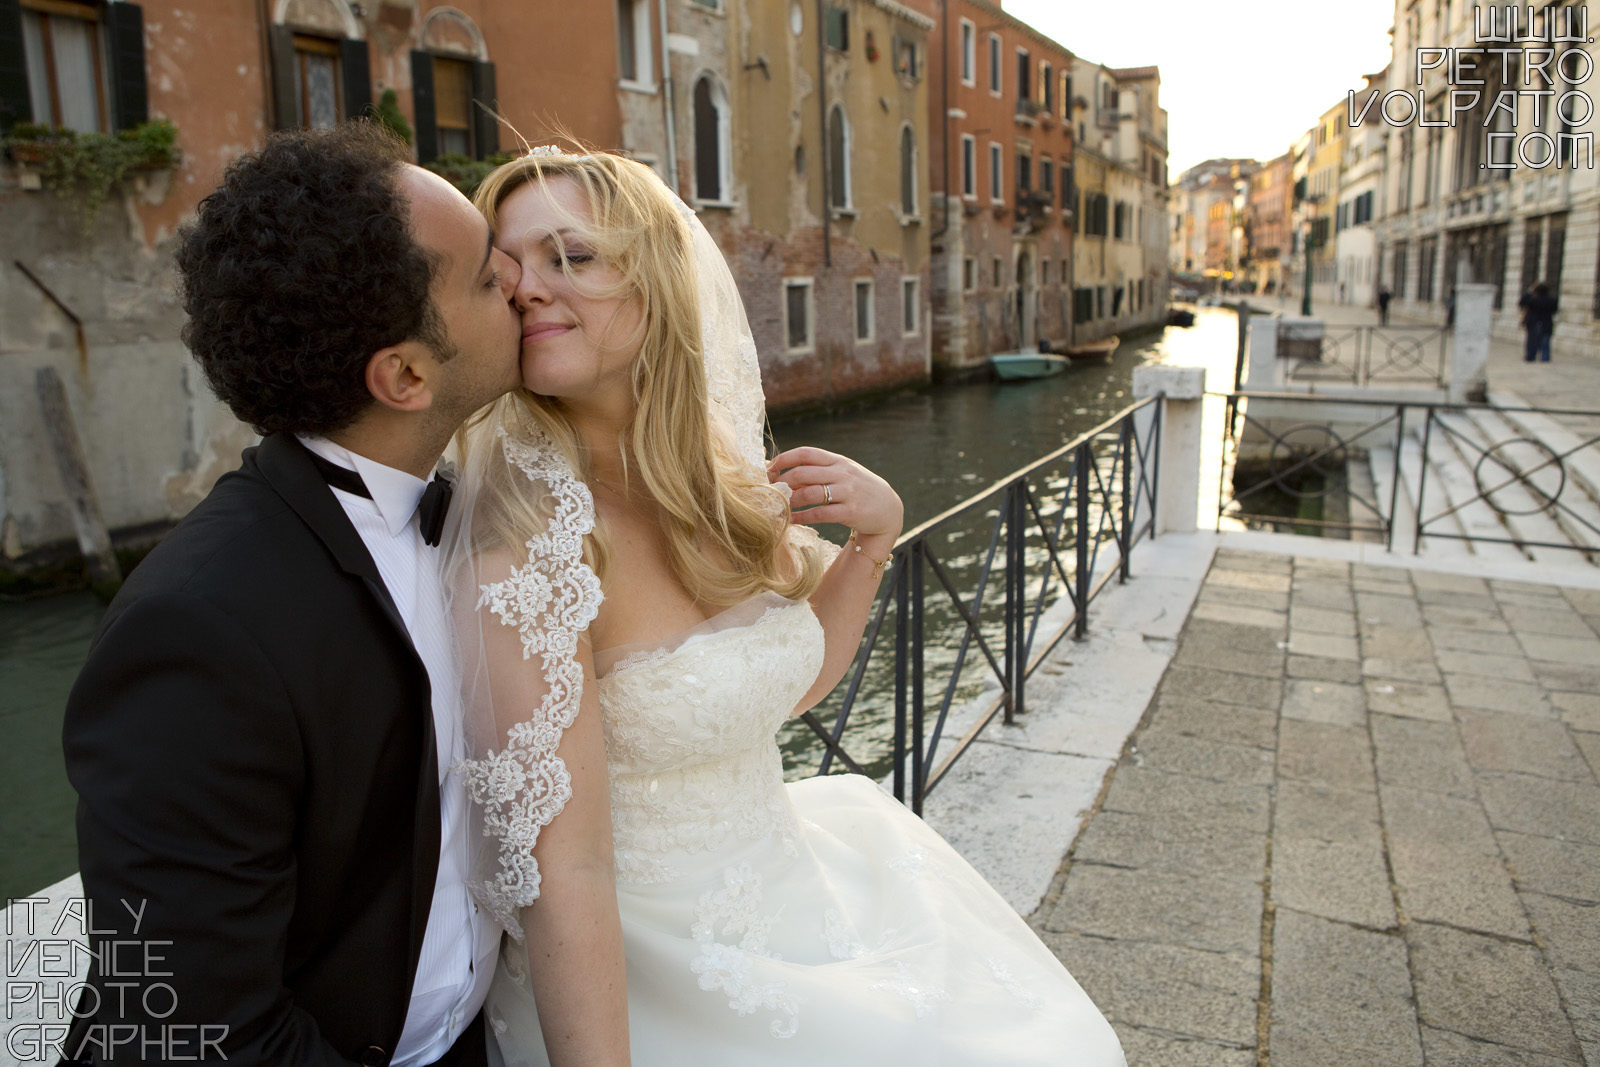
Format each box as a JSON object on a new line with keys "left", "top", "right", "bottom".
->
{"left": 848, "top": 528, "right": 891, "bottom": 580}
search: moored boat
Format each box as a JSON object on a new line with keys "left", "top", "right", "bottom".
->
{"left": 1063, "top": 335, "right": 1120, "bottom": 362}
{"left": 990, "top": 352, "right": 1070, "bottom": 380}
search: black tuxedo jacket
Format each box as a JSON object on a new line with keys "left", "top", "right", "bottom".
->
{"left": 63, "top": 433, "right": 471, "bottom": 1066}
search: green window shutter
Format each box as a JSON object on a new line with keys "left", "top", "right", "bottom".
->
{"left": 104, "top": 2, "right": 148, "bottom": 130}
{"left": 340, "top": 37, "right": 371, "bottom": 121}
{"left": 268, "top": 25, "right": 298, "bottom": 129}
{"left": 470, "top": 60, "right": 496, "bottom": 158}
{"left": 0, "top": 0, "right": 31, "bottom": 128}
{"left": 411, "top": 50, "right": 436, "bottom": 162}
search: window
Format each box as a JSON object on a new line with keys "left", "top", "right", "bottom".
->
{"left": 991, "top": 256, "right": 1001, "bottom": 287}
{"left": 963, "top": 257, "right": 975, "bottom": 291}
{"left": 987, "top": 33, "right": 1000, "bottom": 94}
{"left": 273, "top": 17, "right": 372, "bottom": 135}
{"left": 1016, "top": 152, "right": 1030, "bottom": 194}
{"left": 959, "top": 19, "right": 975, "bottom": 85}
{"left": 693, "top": 74, "right": 729, "bottom": 201}
{"left": 825, "top": 5, "right": 848, "bottom": 51}
{"left": 1041, "top": 62, "right": 1053, "bottom": 113}
{"left": 1040, "top": 157, "right": 1053, "bottom": 197}
{"left": 616, "top": 0, "right": 653, "bottom": 86}
{"left": 960, "top": 134, "right": 976, "bottom": 198}
{"left": 899, "top": 124, "right": 916, "bottom": 216}
{"left": 409, "top": 13, "right": 494, "bottom": 161}
{"left": 893, "top": 35, "right": 919, "bottom": 79}
{"left": 1016, "top": 48, "right": 1030, "bottom": 100}
{"left": 1041, "top": 260, "right": 1050, "bottom": 285}
{"left": 902, "top": 277, "right": 919, "bottom": 335}
{"left": 1073, "top": 287, "right": 1094, "bottom": 323}
{"left": 988, "top": 141, "right": 1002, "bottom": 203}
{"left": 689, "top": 0, "right": 721, "bottom": 9}
{"left": 828, "top": 103, "right": 851, "bottom": 210}
{"left": 854, "top": 279, "right": 874, "bottom": 342}
{"left": 1417, "top": 236, "right": 1437, "bottom": 302}
{"left": 1061, "top": 72, "right": 1072, "bottom": 120}
{"left": 1391, "top": 243, "right": 1408, "bottom": 299}
{"left": 15, "top": 0, "right": 146, "bottom": 133}
{"left": 1113, "top": 201, "right": 1129, "bottom": 240}
{"left": 784, "top": 279, "right": 813, "bottom": 351}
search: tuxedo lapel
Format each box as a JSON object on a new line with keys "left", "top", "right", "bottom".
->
{"left": 252, "top": 432, "right": 442, "bottom": 972}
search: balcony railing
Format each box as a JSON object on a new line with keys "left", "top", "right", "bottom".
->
{"left": 794, "top": 400, "right": 1163, "bottom": 814}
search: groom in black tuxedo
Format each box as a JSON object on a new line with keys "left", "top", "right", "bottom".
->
{"left": 61, "top": 124, "right": 522, "bottom": 1065}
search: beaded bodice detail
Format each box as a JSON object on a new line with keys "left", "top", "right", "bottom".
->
{"left": 596, "top": 597, "right": 825, "bottom": 885}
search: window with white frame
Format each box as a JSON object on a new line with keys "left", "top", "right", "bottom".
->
{"left": 899, "top": 124, "right": 916, "bottom": 216}
{"left": 959, "top": 19, "right": 975, "bottom": 85}
{"left": 987, "top": 33, "right": 1000, "bottom": 94}
{"left": 988, "top": 141, "right": 1002, "bottom": 203}
{"left": 784, "top": 279, "right": 813, "bottom": 351}
{"left": 827, "top": 103, "right": 851, "bottom": 210}
{"left": 902, "top": 277, "right": 919, "bottom": 335}
{"left": 692, "top": 73, "right": 729, "bottom": 201}
{"left": 960, "top": 134, "right": 976, "bottom": 198}
{"left": 854, "top": 279, "right": 874, "bottom": 342}
{"left": 616, "top": 0, "right": 653, "bottom": 87}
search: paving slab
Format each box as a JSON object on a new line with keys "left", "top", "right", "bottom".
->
{"left": 1194, "top": 583, "right": 1291, "bottom": 612}
{"left": 1408, "top": 923, "right": 1583, "bottom": 1060}
{"left": 1071, "top": 809, "right": 1267, "bottom": 877}
{"left": 1551, "top": 968, "right": 1600, "bottom": 1067}
{"left": 1516, "top": 631, "right": 1600, "bottom": 665}
{"left": 1574, "top": 730, "right": 1600, "bottom": 780}
{"left": 1411, "top": 572, "right": 1491, "bottom": 594}
{"left": 1208, "top": 567, "right": 1292, "bottom": 593}
{"left": 1501, "top": 604, "right": 1593, "bottom": 638}
{"left": 1457, "top": 709, "right": 1593, "bottom": 781}
{"left": 1037, "top": 931, "right": 1260, "bottom": 1049}
{"left": 1531, "top": 660, "right": 1600, "bottom": 693}
{"left": 1284, "top": 630, "right": 1360, "bottom": 660}
{"left": 1422, "top": 603, "right": 1511, "bottom": 632}
{"left": 1371, "top": 714, "right": 1477, "bottom": 796}
{"left": 1563, "top": 587, "right": 1600, "bottom": 614}
{"left": 1418, "top": 1025, "right": 1584, "bottom": 1067}
{"left": 1040, "top": 863, "right": 1263, "bottom": 955}
{"left": 1151, "top": 694, "right": 1278, "bottom": 749}
{"left": 1127, "top": 726, "right": 1276, "bottom": 786}
{"left": 1520, "top": 891, "right": 1600, "bottom": 976}
{"left": 1189, "top": 599, "right": 1289, "bottom": 631}
{"left": 1286, "top": 582, "right": 1355, "bottom": 612}
{"left": 1442, "top": 673, "right": 1552, "bottom": 716}
{"left": 1427, "top": 625, "right": 1525, "bottom": 656}
{"left": 1554, "top": 691, "right": 1600, "bottom": 732}
{"left": 1477, "top": 773, "right": 1600, "bottom": 847}
{"left": 1280, "top": 677, "right": 1365, "bottom": 726}
{"left": 1354, "top": 592, "right": 1427, "bottom": 626}
{"left": 1269, "top": 909, "right": 1421, "bottom": 1066}
{"left": 1276, "top": 720, "right": 1374, "bottom": 792}
{"left": 1111, "top": 1027, "right": 1256, "bottom": 1067}
{"left": 1096, "top": 765, "right": 1272, "bottom": 834}
{"left": 1364, "top": 679, "right": 1454, "bottom": 722}
{"left": 1360, "top": 623, "right": 1437, "bottom": 659}
{"left": 1289, "top": 604, "right": 1358, "bottom": 636}
{"left": 1271, "top": 836, "right": 1396, "bottom": 929}
{"left": 1495, "top": 830, "right": 1600, "bottom": 903}
{"left": 1434, "top": 648, "right": 1536, "bottom": 682}
{"left": 1286, "top": 654, "right": 1363, "bottom": 683}
{"left": 1158, "top": 665, "right": 1283, "bottom": 710}
{"left": 1275, "top": 779, "right": 1383, "bottom": 845}
{"left": 1362, "top": 656, "right": 1442, "bottom": 684}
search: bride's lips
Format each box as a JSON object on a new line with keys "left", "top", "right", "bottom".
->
{"left": 522, "top": 322, "right": 573, "bottom": 343}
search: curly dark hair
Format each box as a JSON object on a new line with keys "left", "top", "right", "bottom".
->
{"left": 175, "top": 123, "right": 452, "bottom": 437}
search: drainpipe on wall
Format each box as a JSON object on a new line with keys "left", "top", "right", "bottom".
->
{"left": 657, "top": 0, "right": 679, "bottom": 193}
{"left": 816, "top": 0, "right": 830, "bottom": 267}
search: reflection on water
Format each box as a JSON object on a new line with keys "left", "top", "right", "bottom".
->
{"left": 0, "top": 310, "right": 1243, "bottom": 898}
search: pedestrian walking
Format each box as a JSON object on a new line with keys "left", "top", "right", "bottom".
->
{"left": 1376, "top": 285, "right": 1392, "bottom": 325}
{"left": 1519, "top": 281, "right": 1558, "bottom": 362}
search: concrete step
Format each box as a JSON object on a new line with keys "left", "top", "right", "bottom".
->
{"left": 1485, "top": 395, "right": 1600, "bottom": 555}
{"left": 1421, "top": 411, "right": 1537, "bottom": 565}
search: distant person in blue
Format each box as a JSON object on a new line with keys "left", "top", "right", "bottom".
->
{"left": 1519, "top": 281, "right": 1558, "bottom": 362}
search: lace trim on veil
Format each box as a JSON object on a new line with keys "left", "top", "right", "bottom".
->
{"left": 455, "top": 426, "right": 603, "bottom": 939}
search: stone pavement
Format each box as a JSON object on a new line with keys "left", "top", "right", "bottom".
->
{"left": 1031, "top": 545, "right": 1600, "bottom": 1066}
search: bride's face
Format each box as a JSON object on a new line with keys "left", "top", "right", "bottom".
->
{"left": 495, "top": 176, "right": 645, "bottom": 406}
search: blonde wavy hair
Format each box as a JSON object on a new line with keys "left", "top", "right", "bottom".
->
{"left": 463, "top": 147, "right": 824, "bottom": 606}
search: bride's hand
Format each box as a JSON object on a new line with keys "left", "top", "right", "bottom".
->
{"left": 768, "top": 446, "right": 904, "bottom": 555}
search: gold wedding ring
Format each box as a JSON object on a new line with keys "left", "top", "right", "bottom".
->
{"left": 824, "top": 484, "right": 833, "bottom": 505}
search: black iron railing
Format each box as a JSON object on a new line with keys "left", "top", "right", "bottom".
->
{"left": 1278, "top": 324, "right": 1450, "bottom": 388}
{"left": 1219, "top": 390, "right": 1600, "bottom": 555}
{"left": 796, "top": 398, "right": 1162, "bottom": 814}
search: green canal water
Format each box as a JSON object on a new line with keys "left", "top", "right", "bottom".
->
{"left": 0, "top": 309, "right": 1241, "bottom": 902}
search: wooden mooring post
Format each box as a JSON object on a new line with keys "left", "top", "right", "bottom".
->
{"left": 35, "top": 366, "right": 122, "bottom": 589}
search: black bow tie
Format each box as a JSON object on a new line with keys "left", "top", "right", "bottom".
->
{"left": 417, "top": 471, "right": 453, "bottom": 548}
{"left": 307, "top": 451, "right": 453, "bottom": 548}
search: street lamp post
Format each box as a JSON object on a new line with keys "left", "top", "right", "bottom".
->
{"left": 1301, "top": 221, "right": 1314, "bottom": 317}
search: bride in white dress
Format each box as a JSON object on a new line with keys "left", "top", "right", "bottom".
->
{"left": 439, "top": 147, "right": 1124, "bottom": 1066}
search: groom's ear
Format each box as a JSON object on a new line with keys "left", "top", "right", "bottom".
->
{"left": 364, "top": 343, "right": 436, "bottom": 413}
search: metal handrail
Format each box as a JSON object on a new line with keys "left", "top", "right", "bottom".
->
{"left": 796, "top": 397, "right": 1163, "bottom": 814}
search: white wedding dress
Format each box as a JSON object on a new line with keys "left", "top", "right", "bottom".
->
{"left": 482, "top": 591, "right": 1125, "bottom": 1066}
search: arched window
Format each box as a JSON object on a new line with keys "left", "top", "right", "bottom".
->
{"left": 411, "top": 9, "right": 495, "bottom": 162}
{"left": 268, "top": 0, "right": 369, "bottom": 131}
{"left": 899, "top": 124, "right": 916, "bottom": 217}
{"left": 828, "top": 103, "right": 850, "bottom": 210}
{"left": 693, "top": 74, "right": 728, "bottom": 202}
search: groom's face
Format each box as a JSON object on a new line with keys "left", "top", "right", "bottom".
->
{"left": 397, "top": 166, "right": 523, "bottom": 420}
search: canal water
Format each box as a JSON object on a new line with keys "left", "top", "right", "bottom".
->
{"left": 0, "top": 308, "right": 1241, "bottom": 902}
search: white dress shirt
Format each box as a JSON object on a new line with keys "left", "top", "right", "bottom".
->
{"left": 299, "top": 437, "right": 498, "bottom": 1065}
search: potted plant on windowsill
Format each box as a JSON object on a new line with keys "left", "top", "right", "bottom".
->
{"left": 4, "top": 119, "right": 182, "bottom": 234}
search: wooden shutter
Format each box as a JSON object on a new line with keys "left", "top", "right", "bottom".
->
{"left": 268, "top": 25, "right": 297, "bottom": 129}
{"left": 104, "top": 2, "right": 147, "bottom": 130}
{"left": 470, "top": 60, "right": 496, "bottom": 158}
{"left": 340, "top": 37, "right": 370, "bottom": 121}
{"left": 0, "top": 0, "right": 30, "bottom": 128}
{"left": 411, "top": 50, "right": 436, "bottom": 162}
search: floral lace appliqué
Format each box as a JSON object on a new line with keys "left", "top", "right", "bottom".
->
{"left": 455, "top": 427, "right": 603, "bottom": 938}
{"left": 870, "top": 960, "right": 952, "bottom": 1020}
{"left": 987, "top": 957, "right": 1044, "bottom": 1010}
{"left": 690, "top": 864, "right": 802, "bottom": 1038}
